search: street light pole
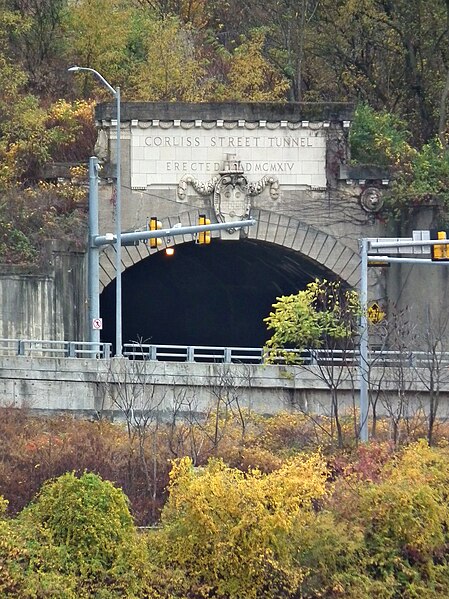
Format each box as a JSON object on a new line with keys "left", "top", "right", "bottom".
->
{"left": 115, "top": 86, "right": 122, "bottom": 356}
{"left": 68, "top": 66, "right": 123, "bottom": 356}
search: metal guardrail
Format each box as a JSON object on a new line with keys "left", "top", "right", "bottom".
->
{"left": 0, "top": 339, "right": 112, "bottom": 359}
{"left": 123, "top": 344, "right": 265, "bottom": 363}
{"left": 1, "top": 339, "right": 449, "bottom": 367}
{"left": 123, "top": 344, "right": 449, "bottom": 368}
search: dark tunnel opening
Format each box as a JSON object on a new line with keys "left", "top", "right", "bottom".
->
{"left": 100, "top": 239, "right": 338, "bottom": 350}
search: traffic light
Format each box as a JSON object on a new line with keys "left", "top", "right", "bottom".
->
{"left": 148, "top": 216, "right": 162, "bottom": 249}
{"left": 197, "top": 214, "right": 211, "bottom": 245}
{"left": 431, "top": 230, "right": 449, "bottom": 261}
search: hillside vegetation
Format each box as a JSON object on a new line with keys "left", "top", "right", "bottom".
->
{"left": 2, "top": 1, "right": 449, "bottom": 260}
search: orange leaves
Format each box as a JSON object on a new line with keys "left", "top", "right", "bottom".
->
{"left": 24, "top": 433, "right": 63, "bottom": 454}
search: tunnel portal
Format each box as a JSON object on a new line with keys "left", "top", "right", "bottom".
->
{"left": 100, "top": 240, "right": 339, "bottom": 350}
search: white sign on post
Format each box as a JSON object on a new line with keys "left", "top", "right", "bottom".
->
{"left": 92, "top": 318, "right": 103, "bottom": 330}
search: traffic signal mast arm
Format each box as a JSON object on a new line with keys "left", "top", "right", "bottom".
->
{"left": 93, "top": 219, "right": 256, "bottom": 247}
{"left": 369, "top": 238, "right": 449, "bottom": 250}
{"left": 367, "top": 236, "right": 449, "bottom": 264}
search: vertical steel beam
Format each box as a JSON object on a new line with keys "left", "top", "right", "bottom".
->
{"left": 359, "top": 238, "right": 369, "bottom": 442}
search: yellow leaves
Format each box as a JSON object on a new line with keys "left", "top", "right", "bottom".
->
{"left": 65, "top": 0, "right": 134, "bottom": 90}
{"left": 155, "top": 451, "right": 329, "bottom": 597}
{"left": 0, "top": 496, "right": 8, "bottom": 516}
{"left": 264, "top": 453, "right": 329, "bottom": 510}
{"left": 264, "top": 278, "right": 360, "bottom": 361}
{"left": 223, "top": 29, "right": 290, "bottom": 102}
{"left": 167, "top": 455, "right": 194, "bottom": 491}
{"left": 127, "top": 19, "right": 288, "bottom": 102}
{"left": 130, "top": 16, "right": 209, "bottom": 102}
{"left": 351, "top": 442, "right": 449, "bottom": 567}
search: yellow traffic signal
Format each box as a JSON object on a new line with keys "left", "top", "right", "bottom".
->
{"left": 197, "top": 214, "right": 211, "bottom": 245}
{"left": 148, "top": 216, "right": 162, "bottom": 249}
{"left": 431, "top": 230, "right": 449, "bottom": 261}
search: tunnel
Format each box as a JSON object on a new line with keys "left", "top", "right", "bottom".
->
{"left": 99, "top": 239, "right": 339, "bottom": 350}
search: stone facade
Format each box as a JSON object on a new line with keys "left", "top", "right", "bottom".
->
{"left": 95, "top": 102, "right": 387, "bottom": 305}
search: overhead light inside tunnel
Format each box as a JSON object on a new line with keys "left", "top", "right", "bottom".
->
{"left": 166, "top": 247, "right": 175, "bottom": 256}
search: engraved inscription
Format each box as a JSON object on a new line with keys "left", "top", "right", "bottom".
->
{"left": 144, "top": 135, "right": 314, "bottom": 148}
{"left": 131, "top": 126, "right": 326, "bottom": 189}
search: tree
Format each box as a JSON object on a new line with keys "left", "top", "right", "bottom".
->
{"left": 376, "top": 307, "right": 420, "bottom": 446}
{"left": 264, "top": 279, "right": 360, "bottom": 448}
{"left": 350, "top": 104, "right": 449, "bottom": 225}
{"left": 354, "top": 441, "right": 449, "bottom": 597}
{"left": 217, "top": 29, "right": 290, "bottom": 102}
{"left": 264, "top": 278, "right": 360, "bottom": 361}
{"left": 413, "top": 307, "right": 449, "bottom": 445}
{"left": 127, "top": 15, "right": 212, "bottom": 101}
{"left": 103, "top": 353, "right": 167, "bottom": 521}
{"left": 6, "top": 0, "right": 68, "bottom": 98}
{"left": 131, "top": 0, "right": 213, "bottom": 28}
{"left": 224, "top": 0, "right": 320, "bottom": 101}
{"left": 63, "top": 0, "right": 135, "bottom": 96}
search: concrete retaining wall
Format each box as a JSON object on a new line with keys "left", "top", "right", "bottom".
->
{"left": 1, "top": 356, "right": 449, "bottom": 422}
{"left": 0, "top": 242, "right": 87, "bottom": 341}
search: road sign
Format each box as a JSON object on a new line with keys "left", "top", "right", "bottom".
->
{"left": 92, "top": 318, "right": 103, "bottom": 330}
{"left": 368, "top": 303, "right": 385, "bottom": 324}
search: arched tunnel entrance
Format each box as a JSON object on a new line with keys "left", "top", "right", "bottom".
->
{"left": 100, "top": 239, "right": 341, "bottom": 350}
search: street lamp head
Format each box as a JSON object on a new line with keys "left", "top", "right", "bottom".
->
{"left": 67, "top": 65, "right": 117, "bottom": 97}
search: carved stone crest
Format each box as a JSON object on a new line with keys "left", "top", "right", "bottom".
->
{"left": 177, "top": 154, "right": 279, "bottom": 229}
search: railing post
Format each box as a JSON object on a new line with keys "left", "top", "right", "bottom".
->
{"left": 103, "top": 343, "right": 111, "bottom": 359}
{"left": 148, "top": 345, "right": 157, "bottom": 361}
{"left": 66, "top": 342, "right": 76, "bottom": 358}
{"left": 186, "top": 346, "right": 194, "bottom": 362}
{"left": 18, "top": 340, "right": 25, "bottom": 356}
{"left": 224, "top": 347, "right": 232, "bottom": 363}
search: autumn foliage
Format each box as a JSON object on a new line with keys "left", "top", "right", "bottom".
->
{"left": 2, "top": 407, "right": 449, "bottom": 596}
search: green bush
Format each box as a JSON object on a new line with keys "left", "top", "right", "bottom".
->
{"left": 20, "top": 472, "right": 148, "bottom": 597}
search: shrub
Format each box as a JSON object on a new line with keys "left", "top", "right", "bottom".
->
{"left": 148, "top": 453, "right": 329, "bottom": 598}
{"left": 21, "top": 472, "right": 147, "bottom": 597}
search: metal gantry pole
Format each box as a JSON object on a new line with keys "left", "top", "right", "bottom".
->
{"left": 359, "top": 238, "right": 369, "bottom": 442}
{"left": 115, "top": 86, "right": 122, "bottom": 356}
{"left": 358, "top": 234, "right": 449, "bottom": 443}
{"left": 88, "top": 157, "right": 100, "bottom": 350}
